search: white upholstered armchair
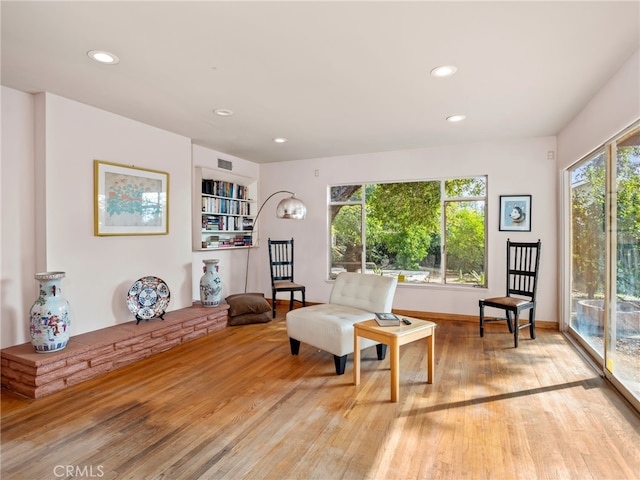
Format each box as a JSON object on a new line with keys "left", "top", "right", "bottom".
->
{"left": 285, "top": 272, "right": 398, "bottom": 375}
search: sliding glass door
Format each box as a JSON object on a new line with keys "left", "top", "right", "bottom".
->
{"left": 570, "top": 150, "right": 606, "bottom": 356}
{"left": 568, "top": 124, "right": 639, "bottom": 406}
{"left": 611, "top": 130, "right": 639, "bottom": 400}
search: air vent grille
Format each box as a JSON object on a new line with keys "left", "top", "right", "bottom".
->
{"left": 218, "top": 158, "right": 233, "bottom": 171}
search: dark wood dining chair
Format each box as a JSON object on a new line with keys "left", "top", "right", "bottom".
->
{"left": 479, "top": 239, "right": 541, "bottom": 347}
{"left": 268, "top": 238, "right": 306, "bottom": 318}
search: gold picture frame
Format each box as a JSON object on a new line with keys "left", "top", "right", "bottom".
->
{"left": 94, "top": 160, "right": 169, "bottom": 236}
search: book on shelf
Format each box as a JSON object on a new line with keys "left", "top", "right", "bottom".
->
{"left": 206, "top": 235, "right": 219, "bottom": 248}
{"left": 204, "top": 216, "right": 220, "bottom": 231}
{"left": 374, "top": 312, "right": 401, "bottom": 327}
{"left": 242, "top": 217, "right": 254, "bottom": 231}
{"left": 202, "top": 179, "right": 249, "bottom": 200}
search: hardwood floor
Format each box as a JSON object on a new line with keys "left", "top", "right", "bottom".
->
{"left": 2, "top": 306, "right": 639, "bottom": 480}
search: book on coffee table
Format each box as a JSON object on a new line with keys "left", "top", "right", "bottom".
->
{"left": 374, "top": 312, "right": 401, "bottom": 326}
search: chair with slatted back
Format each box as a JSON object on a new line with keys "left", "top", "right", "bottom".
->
{"left": 268, "top": 238, "right": 306, "bottom": 318}
{"left": 479, "top": 239, "right": 541, "bottom": 347}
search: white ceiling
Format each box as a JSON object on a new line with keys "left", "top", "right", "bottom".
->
{"left": 2, "top": 1, "right": 639, "bottom": 164}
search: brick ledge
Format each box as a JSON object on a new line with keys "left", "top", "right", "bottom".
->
{"left": 1, "top": 304, "right": 229, "bottom": 399}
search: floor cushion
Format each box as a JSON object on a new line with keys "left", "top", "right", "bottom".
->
{"left": 228, "top": 311, "right": 272, "bottom": 326}
{"left": 225, "top": 292, "right": 272, "bottom": 325}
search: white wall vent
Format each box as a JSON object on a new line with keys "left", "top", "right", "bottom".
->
{"left": 218, "top": 158, "right": 233, "bottom": 171}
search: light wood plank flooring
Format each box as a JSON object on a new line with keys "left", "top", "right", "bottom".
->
{"left": 2, "top": 306, "right": 640, "bottom": 480}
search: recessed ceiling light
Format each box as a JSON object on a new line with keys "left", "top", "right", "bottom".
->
{"left": 273, "top": 137, "right": 288, "bottom": 143}
{"left": 87, "top": 50, "right": 119, "bottom": 65}
{"left": 446, "top": 115, "right": 466, "bottom": 123}
{"left": 214, "top": 109, "right": 234, "bottom": 116}
{"left": 431, "top": 65, "right": 457, "bottom": 77}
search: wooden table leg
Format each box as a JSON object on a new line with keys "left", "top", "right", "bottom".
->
{"left": 390, "top": 338, "right": 399, "bottom": 402}
{"left": 426, "top": 331, "right": 434, "bottom": 384}
{"left": 354, "top": 329, "right": 361, "bottom": 386}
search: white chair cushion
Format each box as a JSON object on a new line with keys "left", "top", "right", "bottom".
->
{"left": 286, "top": 303, "right": 379, "bottom": 357}
{"left": 329, "top": 272, "right": 396, "bottom": 313}
{"left": 285, "top": 273, "right": 398, "bottom": 358}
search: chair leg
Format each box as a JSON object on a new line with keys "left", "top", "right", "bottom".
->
{"left": 289, "top": 292, "right": 294, "bottom": 311}
{"left": 513, "top": 314, "right": 519, "bottom": 348}
{"left": 334, "top": 355, "right": 347, "bottom": 375}
{"left": 302, "top": 288, "right": 306, "bottom": 307}
{"left": 376, "top": 344, "right": 387, "bottom": 360}
{"left": 479, "top": 303, "right": 485, "bottom": 337}
{"left": 529, "top": 308, "right": 536, "bottom": 339}
{"left": 289, "top": 338, "right": 300, "bottom": 355}
{"left": 272, "top": 289, "right": 277, "bottom": 318}
{"left": 506, "top": 311, "right": 514, "bottom": 333}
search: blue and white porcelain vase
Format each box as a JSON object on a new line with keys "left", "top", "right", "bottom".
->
{"left": 200, "top": 259, "right": 223, "bottom": 307}
{"left": 29, "top": 271, "right": 71, "bottom": 353}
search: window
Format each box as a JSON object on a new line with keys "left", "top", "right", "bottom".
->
{"left": 329, "top": 177, "right": 486, "bottom": 287}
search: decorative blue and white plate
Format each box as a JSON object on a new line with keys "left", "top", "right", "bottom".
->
{"left": 127, "top": 276, "right": 170, "bottom": 321}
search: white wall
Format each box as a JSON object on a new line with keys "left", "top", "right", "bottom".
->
{"left": 1, "top": 87, "right": 37, "bottom": 347}
{"left": 1, "top": 90, "right": 194, "bottom": 348}
{"left": 557, "top": 50, "right": 639, "bottom": 169}
{"left": 258, "top": 137, "right": 558, "bottom": 322}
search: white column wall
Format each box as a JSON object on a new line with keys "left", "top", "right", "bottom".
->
{"left": 1, "top": 87, "right": 37, "bottom": 347}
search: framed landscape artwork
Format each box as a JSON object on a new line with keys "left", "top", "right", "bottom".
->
{"left": 499, "top": 195, "right": 531, "bottom": 232}
{"left": 94, "top": 160, "right": 169, "bottom": 236}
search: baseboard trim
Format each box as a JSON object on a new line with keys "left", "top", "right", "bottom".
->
{"left": 272, "top": 299, "right": 558, "bottom": 330}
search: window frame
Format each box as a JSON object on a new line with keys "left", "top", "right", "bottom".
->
{"left": 328, "top": 176, "right": 488, "bottom": 288}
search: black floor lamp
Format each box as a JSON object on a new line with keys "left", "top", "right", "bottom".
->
{"left": 244, "top": 190, "right": 307, "bottom": 293}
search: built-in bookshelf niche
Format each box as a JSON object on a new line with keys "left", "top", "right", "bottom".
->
{"left": 193, "top": 167, "right": 257, "bottom": 251}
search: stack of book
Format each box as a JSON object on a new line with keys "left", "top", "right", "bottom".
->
{"left": 206, "top": 236, "right": 220, "bottom": 248}
{"left": 374, "top": 312, "right": 401, "bottom": 327}
{"left": 203, "top": 216, "right": 220, "bottom": 231}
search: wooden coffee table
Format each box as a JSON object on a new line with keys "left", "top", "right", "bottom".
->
{"left": 353, "top": 317, "right": 436, "bottom": 402}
